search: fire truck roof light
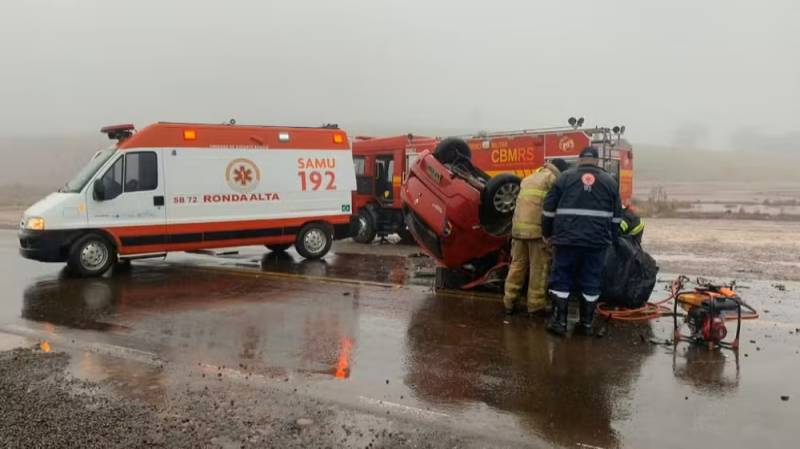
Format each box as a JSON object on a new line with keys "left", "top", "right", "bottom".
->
{"left": 278, "top": 132, "right": 290, "bottom": 142}
{"left": 333, "top": 133, "right": 345, "bottom": 144}
{"left": 183, "top": 130, "right": 197, "bottom": 140}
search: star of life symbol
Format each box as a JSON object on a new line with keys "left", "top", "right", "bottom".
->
{"left": 581, "top": 173, "right": 595, "bottom": 192}
{"left": 225, "top": 158, "right": 261, "bottom": 193}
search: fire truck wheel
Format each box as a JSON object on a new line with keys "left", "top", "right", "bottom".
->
{"left": 481, "top": 173, "right": 521, "bottom": 218}
{"left": 433, "top": 137, "right": 472, "bottom": 164}
{"left": 296, "top": 223, "right": 333, "bottom": 259}
{"left": 266, "top": 244, "right": 292, "bottom": 252}
{"left": 353, "top": 210, "right": 377, "bottom": 243}
{"left": 67, "top": 233, "right": 116, "bottom": 277}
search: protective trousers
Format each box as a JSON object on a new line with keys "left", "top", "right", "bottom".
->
{"left": 548, "top": 244, "right": 607, "bottom": 300}
{"left": 503, "top": 238, "right": 552, "bottom": 312}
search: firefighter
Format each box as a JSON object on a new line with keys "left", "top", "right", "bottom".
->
{"left": 503, "top": 158, "right": 569, "bottom": 316}
{"left": 619, "top": 204, "right": 645, "bottom": 245}
{"left": 542, "top": 147, "right": 622, "bottom": 336}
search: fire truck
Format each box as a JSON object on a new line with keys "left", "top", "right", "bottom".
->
{"left": 400, "top": 122, "right": 634, "bottom": 289}
{"left": 351, "top": 124, "right": 632, "bottom": 246}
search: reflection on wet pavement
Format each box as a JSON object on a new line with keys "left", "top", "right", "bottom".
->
{"left": 1, "top": 236, "right": 799, "bottom": 448}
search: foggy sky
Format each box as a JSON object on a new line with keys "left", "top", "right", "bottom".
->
{"left": 1, "top": 0, "right": 798, "bottom": 149}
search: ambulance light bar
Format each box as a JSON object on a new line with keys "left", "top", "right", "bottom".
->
{"left": 100, "top": 124, "right": 135, "bottom": 142}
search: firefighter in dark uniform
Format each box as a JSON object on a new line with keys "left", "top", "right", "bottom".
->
{"left": 542, "top": 146, "right": 622, "bottom": 336}
{"left": 619, "top": 205, "right": 645, "bottom": 245}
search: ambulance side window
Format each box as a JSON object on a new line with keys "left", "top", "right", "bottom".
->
{"left": 124, "top": 152, "right": 158, "bottom": 192}
{"left": 100, "top": 157, "right": 124, "bottom": 200}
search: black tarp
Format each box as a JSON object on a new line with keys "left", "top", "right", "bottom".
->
{"left": 601, "top": 236, "right": 659, "bottom": 308}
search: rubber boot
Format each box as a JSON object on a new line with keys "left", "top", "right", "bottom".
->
{"left": 546, "top": 295, "right": 568, "bottom": 336}
{"left": 575, "top": 299, "right": 597, "bottom": 336}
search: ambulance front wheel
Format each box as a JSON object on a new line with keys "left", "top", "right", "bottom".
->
{"left": 67, "top": 233, "right": 116, "bottom": 277}
{"left": 296, "top": 223, "right": 333, "bottom": 260}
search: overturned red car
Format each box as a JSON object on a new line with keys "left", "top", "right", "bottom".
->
{"left": 401, "top": 125, "right": 634, "bottom": 289}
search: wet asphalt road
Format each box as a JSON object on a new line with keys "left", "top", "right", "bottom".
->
{"left": 1, "top": 229, "right": 799, "bottom": 448}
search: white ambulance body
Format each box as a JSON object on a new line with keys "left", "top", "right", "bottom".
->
{"left": 19, "top": 122, "right": 356, "bottom": 276}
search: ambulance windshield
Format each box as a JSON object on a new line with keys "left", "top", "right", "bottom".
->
{"left": 60, "top": 148, "right": 117, "bottom": 193}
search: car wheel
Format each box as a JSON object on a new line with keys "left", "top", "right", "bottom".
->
{"left": 352, "top": 210, "right": 377, "bottom": 243}
{"left": 67, "top": 233, "right": 116, "bottom": 277}
{"left": 266, "top": 244, "right": 292, "bottom": 252}
{"left": 481, "top": 173, "right": 521, "bottom": 218}
{"left": 295, "top": 223, "right": 333, "bottom": 259}
{"left": 433, "top": 137, "right": 471, "bottom": 164}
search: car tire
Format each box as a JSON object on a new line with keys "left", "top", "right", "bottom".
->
{"left": 352, "top": 210, "right": 377, "bottom": 244}
{"left": 433, "top": 137, "right": 471, "bottom": 164}
{"left": 67, "top": 233, "right": 116, "bottom": 277}
{"left": 481, "top": 173, "right": 521, "bottom": 218}
{"left": 266, "top": 244, "right": 292, "bottom": 252}
{"left": 295, "top": 223, "right": 333, "bottom": 260}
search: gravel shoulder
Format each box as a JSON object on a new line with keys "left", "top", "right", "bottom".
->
{"left": 0, "top": 347, "right": 509, "bottom": 449}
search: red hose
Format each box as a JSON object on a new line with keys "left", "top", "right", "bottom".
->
{"left": 596, "top": 276, "right": 760, "bottom": 322}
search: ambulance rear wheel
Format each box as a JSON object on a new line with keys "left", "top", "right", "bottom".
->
{"left": 296, "top": 223, "right": 332, "bottom": 260}
{"left": 266, "top": 244, "right": 292, "bottom": 252}
{"left": 68, "top": 233, "right": 116, "bottom": 277}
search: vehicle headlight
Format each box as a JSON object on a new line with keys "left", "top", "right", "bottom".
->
{"left": 25, "top": 217, "right": 45, "bottom": 230}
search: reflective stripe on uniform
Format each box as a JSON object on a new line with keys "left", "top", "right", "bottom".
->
{"left": 518, "top": 188, "right": 549, "bottom": 198}
{"left": 512, "top": 222, "right": 539, "bottom": 230}
{"left": 556, "top": 208, "right": 614, "bottom": 218}
{"left": 629, "top": 219, "right": 645, "bottom": 235}
{"left": 612, "top": 217, "right": 622, "bottom": 223}
{"left": 542, "top": 210, "right": 556, "bottom": 218}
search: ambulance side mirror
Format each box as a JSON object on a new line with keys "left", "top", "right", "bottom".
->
{"left": 93, "top": 179, "right": 107, "bottom": 201}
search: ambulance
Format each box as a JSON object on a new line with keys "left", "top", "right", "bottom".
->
{"left": 18, "top": 122, "right": 357, "bottom": 276}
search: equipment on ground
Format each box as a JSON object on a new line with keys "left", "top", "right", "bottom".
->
{"left": 601, "top": 236, "right": 659, "bottom": 309}
{"left": 673, "top": 279, "right": 746, "bottom": 350}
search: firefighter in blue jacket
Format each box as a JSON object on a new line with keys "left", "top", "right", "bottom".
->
{"left": 541, "top": 146, "right": 622, "bottom": 336}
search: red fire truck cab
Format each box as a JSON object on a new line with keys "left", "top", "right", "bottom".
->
{"left": 350, "top": 134, "right": 438, "bottom": 243}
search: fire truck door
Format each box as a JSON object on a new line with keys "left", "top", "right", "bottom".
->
{"left": 375, "top": 156, "right": 394, "bottom": 204}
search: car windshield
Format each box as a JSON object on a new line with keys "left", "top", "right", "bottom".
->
{"left": 60, "top": 148, "right": 117, "bottom": 193}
